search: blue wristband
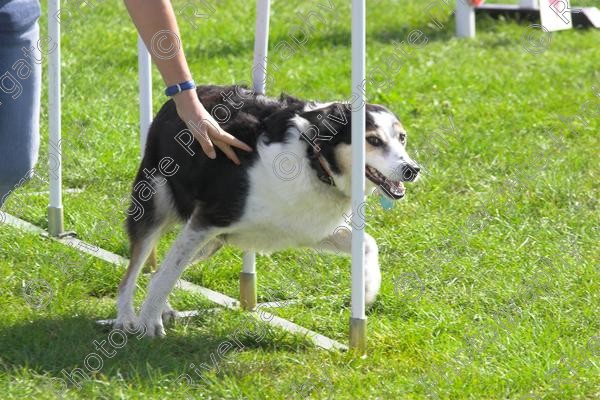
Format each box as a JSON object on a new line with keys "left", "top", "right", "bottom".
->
{"left": 165, "top": 80, "right": 196, "bottom": 97}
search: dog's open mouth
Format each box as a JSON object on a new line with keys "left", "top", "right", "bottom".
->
{"left": 366, "top": 165, "right": 405, "bottom": 199}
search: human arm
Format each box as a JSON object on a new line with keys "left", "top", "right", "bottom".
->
{"left": 123, "top": 0, "right": 252, "bottom": 164}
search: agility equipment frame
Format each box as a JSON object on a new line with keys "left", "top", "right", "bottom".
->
{"left": 34, "top": 0, "right": 368, "bottom": 353}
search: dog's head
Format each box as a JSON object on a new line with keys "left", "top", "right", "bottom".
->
{"left": 298, "top": 102, "right": 420, "bottom": 199}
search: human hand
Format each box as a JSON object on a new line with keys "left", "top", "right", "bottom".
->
{"left": 173, "top": 90, "right": 252, "bottom": 165}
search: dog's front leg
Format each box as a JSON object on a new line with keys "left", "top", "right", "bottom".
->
{"left": 314, "top": 226, "right": 381, "bottom": 305}
{"left": 137, "top": 223, "right": 212, "bottom": 337}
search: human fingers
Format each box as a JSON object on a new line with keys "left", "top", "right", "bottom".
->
{"left": 214, "top": 140, "right": 241, "bottom": 165}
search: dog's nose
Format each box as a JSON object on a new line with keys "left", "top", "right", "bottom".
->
{"left": 402, "top": 164, "right": 420, "bottom": 181}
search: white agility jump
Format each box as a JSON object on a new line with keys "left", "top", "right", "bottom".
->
{"left": 45, "top": 0, "right": 369, "bottom": 352}
{"left": 456, "top": 0, "right": 599, "bottom": 38}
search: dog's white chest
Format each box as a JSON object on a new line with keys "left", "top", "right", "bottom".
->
{"left": 224, "top": 142, "right": 351, "bottom": 251}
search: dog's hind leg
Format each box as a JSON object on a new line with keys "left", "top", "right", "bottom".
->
{"left": 114, "top": 227, "right": 164, "bottom": 331}
{"left": 115, "top": 176, "right": 177, "bottom": 331}
{"left": 137, "top": 221, "right": 216, "bottom": 337}
{"left": 161, "top": 237, "right": 224, "bottom": 325}
{"left": 190, "top": 236, "right": 223, "bottom": 264}
{"left": 313, "top": 226, "right": 381, "bottom": 305}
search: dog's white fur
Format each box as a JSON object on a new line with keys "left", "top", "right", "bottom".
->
{"left": 115, "top": 104, "right": 418, "bottom": 337}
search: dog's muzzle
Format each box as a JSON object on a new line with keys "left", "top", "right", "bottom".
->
{"left": 401, "top": 164, "right": 420, "bottom": 182}
{"left": 366, "top": 163, "right": 420, "bottom": 200}
{"left": 366, "top": 165, "right": 405, "bottom": 199}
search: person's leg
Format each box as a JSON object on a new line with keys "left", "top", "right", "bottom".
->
{"left": 0, "top": 0, "right": 42, "bottom": 207}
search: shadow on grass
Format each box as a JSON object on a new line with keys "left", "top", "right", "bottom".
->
{"left": 371, "top": 22, "right": 456, "bottom": 46}
{"left": 187, "top": 21, "right": 462, "bottom": 62}
{"left": 0, "top": 312, "right": 316, "bottom": 390}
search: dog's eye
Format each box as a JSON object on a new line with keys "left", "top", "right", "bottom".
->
{"left": 366, "top": 136, "right": 383, "bottom": 147}
{"left": 399, "top": 133, "right": 407, "bottom": 144}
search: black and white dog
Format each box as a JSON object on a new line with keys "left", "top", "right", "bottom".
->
{"left": 115, "top": 85, "right": 420, "bottom": 337}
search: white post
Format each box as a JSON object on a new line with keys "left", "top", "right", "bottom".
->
{"left": 48, "top": 0, "right": 63, "bottom": 236}
{"left": 456, "top": 1, "right": 476, "bottom": 38}
{"left": 241, "top": 0, "right": 271, "bottom": 311}
{"left": 252, "top": 0, "right": 271, "bottom": 95}
{"left": 138, "top": 36, "right": 153, "bottom": 156}
{"left": 349, "top": 0, "right": 367, "bottom": 354}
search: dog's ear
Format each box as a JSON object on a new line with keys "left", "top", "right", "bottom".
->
{"left": 301, "top": 103, "right": 352, "bottom": 135}
{"left": 299, "top": 103, "right": 352, "bottom": 152}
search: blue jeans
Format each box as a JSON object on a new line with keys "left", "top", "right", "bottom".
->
{"left": 0, "top": 0, "right": 41, "bottom": 207}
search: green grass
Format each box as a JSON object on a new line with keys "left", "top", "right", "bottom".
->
{"left": 0, "top": 0, "right": 598, "bottom": 398}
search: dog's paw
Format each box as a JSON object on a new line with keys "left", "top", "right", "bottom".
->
{"left": 365, "top": 288, "right": 378, "bottom": 306}
{"left": 365, "top": 272, "right": 381, "bottom": 306}
{"left": 137, "top": 312, "right": 166, "bottom": 338}
{"left": 113, "top": 313, "right": 139, "bottom": 332}
{"left": 161, "top": 302, "right": 178, "bottom": 325}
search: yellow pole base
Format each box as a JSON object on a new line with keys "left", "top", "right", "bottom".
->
{"left": 349, "top": 317, "right": 367, "bottom": 356}
{"left": 48, "top": 206, "right": 64, "bottom": 237}
{"left": 239, "top": 271, "right": 257, "bottom": 311}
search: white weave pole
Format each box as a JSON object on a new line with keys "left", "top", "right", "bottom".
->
{"left": 138, "top": 36, "right": 153, "bottom": 155}
{"left": 240, "top": 0, "right": 271, "bottom": 311}
{"left": 252, "top": 0, "right": 271, "bottom": 95}
{"left": 456, "top": 1, "right": 476, "bottom": 38}
{"left": 349, "top": 0, "right": 367, "bottom": 353}
{"left": 48, "top": 0, "right": 63, "bottom": 236}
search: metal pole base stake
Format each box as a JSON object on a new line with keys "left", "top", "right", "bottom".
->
{"left": 239, "top": 271, "right": 257, "bottom": 311}
{"left": 349, "top": 317, "right": 367, "bottom": 355}
{"left": 47, "top": 206, "right": 64, "bottom": 237}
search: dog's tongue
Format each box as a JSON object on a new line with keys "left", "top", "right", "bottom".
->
{"left": 379, "top": 194, "right": 394, "bottom": 210}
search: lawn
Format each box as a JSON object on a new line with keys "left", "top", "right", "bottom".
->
{"left": 0, "top": 0, "right": 598, "bottom": 399}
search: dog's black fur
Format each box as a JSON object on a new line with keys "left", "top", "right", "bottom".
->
{"left": 127, "top": 85, "right": 381, "bottom": 240}
{"left": 115, "top": 85, "right": 418, "bottom": 334}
